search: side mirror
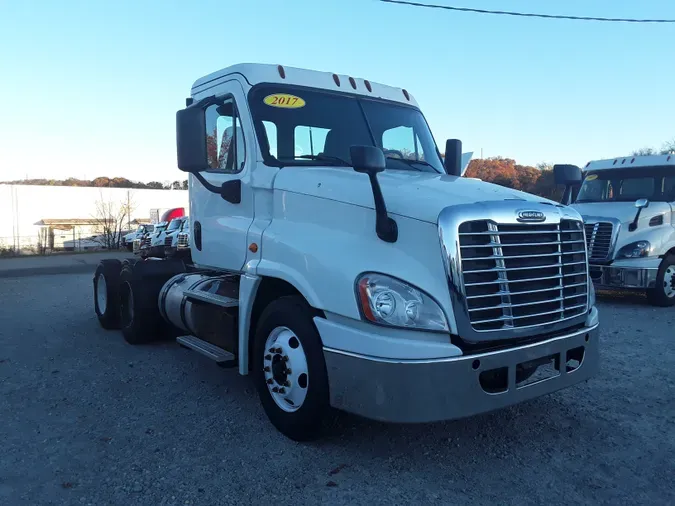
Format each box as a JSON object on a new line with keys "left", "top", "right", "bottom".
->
{"left": 635, "top": 198, "right": 649, "bottom": 209}
{"left": 350, "top": 145, "right": 386, "bottom": 174}
{"left": 444, "top": 139, "right": 462, "bottom": 176}
{"left": 176, "top": 99, "right": 211, "bottom": 173}
{"left": 553, "top": 164, "right": 583, "bottom": 186}
{"left": 553, "top": 164, "right": 583, "bottom": 205}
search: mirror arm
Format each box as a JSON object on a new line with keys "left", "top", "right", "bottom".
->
{"left": 367, "top": 173, "right": 398, "bottom": 243}
{"left": 629, "top": 208, "right": 643, "bottom": 232}
{"left": 191, "top": 171, "right": 222, "bottom": 194}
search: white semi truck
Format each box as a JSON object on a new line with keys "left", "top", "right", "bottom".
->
{"left": 555, "top": 154, "right": 675, "bottom": 306}
{"left": 92, "top": 63, "right": 599, "bottom": 441}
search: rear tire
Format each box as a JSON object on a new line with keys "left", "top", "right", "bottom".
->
{"left": 253, "top": 296, "right": 330, "bottom": 441}
{"left": 119, "top": 259, "right": 186, "bottom": 344}
{"left": 93, "top": 259, "right": 122, "bottom": 329}
{"left": 646, "top": 255, "right": 675, "bottom": 307}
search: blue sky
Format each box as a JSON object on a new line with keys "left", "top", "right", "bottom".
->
{"left": 1, "top": 0, "right": 673, "bottom": 183}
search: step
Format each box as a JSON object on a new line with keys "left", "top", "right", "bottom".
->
{"left": 176, "top": 335, "right": 236, "bottom": 363}
{"left": 184, "top": 289, "right": 239, "bottom": 308}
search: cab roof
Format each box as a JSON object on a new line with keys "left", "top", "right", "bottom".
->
{"left": 584, "top": 153, "right": 675, "bottom": 172}
{"left": 191, "top": 63, "right": 419, "bottom": 108}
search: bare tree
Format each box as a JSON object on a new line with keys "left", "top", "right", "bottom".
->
{"left": 91, "top": 190, "right": 136, "bottom": 250}
{"left": 660, "top": 138, "right": 675, "bottom": 155}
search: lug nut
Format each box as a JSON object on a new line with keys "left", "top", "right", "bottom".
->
{"left": 266, "top": 379, "right": 273, "bottom": 384}
{"left": 263, "top": 366, "right": 270, "bottom": 372}
{"left": 264, "top": 354, "right": 271, "bottom": 360}
{"left": 282, "top": 356, "right": 289, "bottom": 362}
{"left": 285, "top": 368, "right": 292, "bottom": 374}
{"left": 275, "top": 347, "right": 283, "bottom": 354}
{"left": 268, "top": 348, "right": 275, "bottom": 353}
{"left": 284, "top": 381, "right": 291, "bottom": 387}
{"left": 278, "top": 388, "right": 285, "bottom": 394}
{"left": 272, "top": 387, "right": 279, "bottom": 393}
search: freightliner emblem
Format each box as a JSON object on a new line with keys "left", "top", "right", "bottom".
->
{"left": 517, "top": 210, "right": 546, "bottom": 222}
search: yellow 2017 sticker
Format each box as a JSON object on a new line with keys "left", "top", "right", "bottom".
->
{"left": 586, "top": 174, "right": 598, "bottom": 181}
{"left": 263, "top": 93, "right": 305, "bottom": 109}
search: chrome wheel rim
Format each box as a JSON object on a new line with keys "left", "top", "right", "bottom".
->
{"left": 263, "top": 326, "right": 309, "bottom": 413}
{"left": 96, "top": 273, "right": 107, "bottom": 313}
{"left": 664, "top": 266, "right": 675, "bottom": 298}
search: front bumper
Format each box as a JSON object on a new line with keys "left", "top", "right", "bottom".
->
{"left": 589, "top": 262, "right": 658, "bottom": 289}
{"left": 321, "top": 310, "right": 599, "bottom": 423}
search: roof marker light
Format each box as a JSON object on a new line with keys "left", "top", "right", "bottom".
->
{"left": 621, "top": 159, "right": 626, "bottom": 164}
{"left": 668, "top": 156, "right": 672, "bottom": 161}
{"left": 631, "top": 157, "right": 635, "bottom": 163}
{"left": 332, "top": 74, "right": 341, "bottom": 86}
{"left": 349, "top": 77, "right": 357, "bottom": 89}
{"left": 585, "top": 162, "right": 590, "bottom": 167}
{"left": 364, "top": 80, "right": 372, "bottom": 92}
{"left": 402, "top": 89, "right": 410, "bottom": 101}
{"left": 613, "top": 159, "right": 617, "bottom": 165}
{"left": 277, "top": 65, "right": 286, "bottom": 79}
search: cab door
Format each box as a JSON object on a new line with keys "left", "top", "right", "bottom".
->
{"left": 189, "top": 79, "right": 255, "bottom": 271}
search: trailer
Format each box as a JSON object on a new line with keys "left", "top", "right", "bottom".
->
{"left": 93, "top": 63, "right": 599, "bottom": 441}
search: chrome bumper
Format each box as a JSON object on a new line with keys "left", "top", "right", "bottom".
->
{"left": 589, "top": 263, "right": 658, "bottom": 289}
{"left": 323, "top": 316, "right": 599, "bottom": 424}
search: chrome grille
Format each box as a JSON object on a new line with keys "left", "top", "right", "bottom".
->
{"left": 177, "top": 233, "right": 189, "bottom": 247}
{"left": 164, "top": 236, "right": 173, "bottom": 247}
{"left": 584, "top": 222, "right": 613, "bottom": 261}
{"left": 458, "top": 219, "right": 588, "bottom": 332}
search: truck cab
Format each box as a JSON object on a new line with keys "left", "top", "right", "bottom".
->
{"left": 93, "top": 63, "right": 599, "bottom": 441}
{"left": 557, "top": 155, "right": 675, "bottom": 306}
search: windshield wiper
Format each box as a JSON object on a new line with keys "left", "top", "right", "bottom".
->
{"left": 292, "top": 154, "right": 352, "bottom": 166}
{"left": 385, "top": 157, "right": 431, "bottom": 171}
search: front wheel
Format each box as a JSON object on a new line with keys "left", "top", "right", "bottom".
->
{"left": 253, "top": 296, "right": 330, "bottom": 441}
{"left": 647, "top": 255, "right": 675, "bottom": 307}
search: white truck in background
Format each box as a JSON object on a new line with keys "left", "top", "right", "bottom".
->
{"left": 92, "top": 63, "right": 599, "bottom": 441}
{"left": 555, "top": 154, "right": 675, "bottom": 306}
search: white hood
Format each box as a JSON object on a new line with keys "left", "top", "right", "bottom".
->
{"left": 274, "top": 167, "right": 554, "bottom": 223}
{"left": 571, "top": 201, "right": 672, "bottom": 228}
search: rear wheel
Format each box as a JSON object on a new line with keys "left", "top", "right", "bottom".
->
{"left": 647, "top": 255, "right": 675, "bottom": 307}
{"left": 93, "top": 259, "right": 122, "bottom": 329}
{"left": 119, "top": 260, "right": 186, "bottom": 344}
{"left": 253, "top": 296, "right": 330, "bottom": 441}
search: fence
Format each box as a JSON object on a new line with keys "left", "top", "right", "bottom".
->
{"left": 0, "top": 235, "right": 128, "bottom": 257}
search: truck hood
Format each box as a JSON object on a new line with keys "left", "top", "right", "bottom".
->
{"left": 571, "top": 201, "right": 672, "bottom": 228}
{"left": 273, "top": 168, "right": 554, "bottom": 223}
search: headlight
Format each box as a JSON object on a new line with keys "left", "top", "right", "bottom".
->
{"left": 356, "top": 273, "right": 448, "bottom": 331}
{"left": 616, "top": 240, "right": 651, "bottom": 259}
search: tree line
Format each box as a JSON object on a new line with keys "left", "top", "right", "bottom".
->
{"left": 1, "top": 176, "right": 188, "bottom": 190}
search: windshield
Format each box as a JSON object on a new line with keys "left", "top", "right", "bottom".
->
{"left": 167, "top": 219, "right": 182, "bottom": 232}
{"left": 576, "top": 167, "right": 675, "bottom": 203}
{"left": 248, "top": 85, "right": 444, "bottom": 173}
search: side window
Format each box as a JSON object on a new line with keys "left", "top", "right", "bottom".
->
{"left": 262, "top": 121, "right": 278, "bottom": 158}
{"left": 294, "top": 126, "right": 330, "bottom": 157}
{"left": 205, "top": 98, "right": 245, "bottom": 173}
{"left": 382, "top": 126, "right": 425, "bottom": 160}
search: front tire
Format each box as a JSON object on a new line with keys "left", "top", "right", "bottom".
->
{"left": 93, "top": 259, "right": 122, "bottom": 329}
{"left": 647, "top": 255, "right": 675, "bottom": 307}
{"left": 253, "top": 296, "right": 330, "bottom": 441}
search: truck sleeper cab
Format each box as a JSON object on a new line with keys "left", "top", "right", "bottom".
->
{"left": 555, "top": 155, "right": 675, "bottom": 306}
{"left": 93, "top": 64, "right": 599, "bottom": 441}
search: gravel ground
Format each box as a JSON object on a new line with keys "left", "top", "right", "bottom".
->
{"left": 0, "top": 274, "right": 673, "bottom": 506}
